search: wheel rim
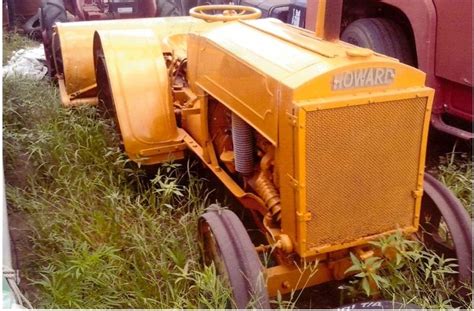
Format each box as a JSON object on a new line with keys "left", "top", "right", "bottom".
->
{"left": 419, "top": 173, "right": 472, "bottom": 284}
{"left": 198, "top": 208, "right": 270, "bottom": 308}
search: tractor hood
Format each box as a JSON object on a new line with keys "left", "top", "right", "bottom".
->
{"left": 188, "top": 18, "right": 427, "bottom": 144}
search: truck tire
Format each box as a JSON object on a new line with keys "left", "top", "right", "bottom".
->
{"left": 341, "top": 18, "right": 415, "bottom": 66}
{"left": 22, "top": 11, "right": 41, "bottom": 39}
{"left": 156, "top": 0, "right": 194, "bottom": 16}
{"left": 40, "top": 0, "right": 67, "bottom": 43}
{"left": 40, "top": 0, "right": 67, "bottom": 77}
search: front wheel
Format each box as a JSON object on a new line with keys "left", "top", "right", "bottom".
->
{"left": 198, "top": 207, "right": 270, "bottom": 308}
{"left": 419, "top": 173, "right": 472, "bottom": 284}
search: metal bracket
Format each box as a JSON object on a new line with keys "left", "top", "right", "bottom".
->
{"left": 286, "top": 111, "right": 297, "bottom": 126}
{"left": 296, "top": 211, "right": 312, "bottom": 222}
{"left": 287, "top": 174, "right": 302, "bottom": 190}
{"left": 412, "top": 189, "right": 423, "bottom": 198}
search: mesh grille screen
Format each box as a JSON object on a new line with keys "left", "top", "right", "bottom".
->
{"left": 305, "top": 97, "right": 427, "bottom": 249}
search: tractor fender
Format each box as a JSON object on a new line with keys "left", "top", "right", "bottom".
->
{"left": 54, "top": 17, "right": 212, "bottom": 103}
{"left": 93, "top": 29, "right": 185, "bottom": 164}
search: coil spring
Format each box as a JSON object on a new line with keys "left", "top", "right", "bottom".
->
{"left": 231, "top": 113, "right": 255, "bottom": 175}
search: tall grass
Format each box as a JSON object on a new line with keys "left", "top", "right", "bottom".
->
{"left": 436, "top": 143, "right": 472, "bottom": 216}
{"left": 3, "top": 32, "right": 37, "bottom": 64}
{"left": 3, "top": 77, "right": 232, "bottom": 308}
{"left": 346, "top": 232, "right": 472, "bottom": 309}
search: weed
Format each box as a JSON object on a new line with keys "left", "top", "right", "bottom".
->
{"left": 346, "top": 232, "right": 472, "bottom": 309}
{"left": 437, "top": 142, "right": 472, "bottom": 216}
{"left": 3, "top": 32, "right": 37, "bottom": 65}
{"left": 3, "top": 76, "right": 232, "bottom": 308}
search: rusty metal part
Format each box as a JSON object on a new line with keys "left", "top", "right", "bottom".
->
{"left": 419, "top": 173, "right": 472, "bottom": 284}
{"left": 189, "top": 4, "right": 262, "bottom": 22}
{"left": 198, "top": 208, "right": 270, "bottom": 308}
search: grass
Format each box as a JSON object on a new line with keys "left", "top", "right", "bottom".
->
{"left": 3, "top": 32, "right": 37, "bottom": 65}
{"left": 3, "top": 76, "right": 233, "bottom": 308}
{"left": 436, "top": 143, "right": 472, "bottom": 216}
{"left": 346, "top": 232, "right": 472, "bottom": 309}
{"left": 3, "top": 33, "right": 472, "bottom": 309}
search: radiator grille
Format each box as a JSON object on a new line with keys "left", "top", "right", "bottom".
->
{"left": 305, "top": 97, "right": 427, "bottom": 249}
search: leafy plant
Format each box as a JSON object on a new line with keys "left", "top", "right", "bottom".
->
{"left": 345, "top": 232, "right": 471, "bottom": 309}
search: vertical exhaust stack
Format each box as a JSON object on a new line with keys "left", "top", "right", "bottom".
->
{"left": 306, "top": 0, "right": 343, "bottom": 42}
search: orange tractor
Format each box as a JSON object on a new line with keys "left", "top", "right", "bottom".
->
{"left": 49, "top": 3, "right": 471, "bottom": 307}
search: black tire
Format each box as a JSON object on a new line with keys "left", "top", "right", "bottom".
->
{"left": 23, "top": 11, "right": 42, "bottom": 39}
{"left": 40, "top": 0, "right": 67, "bottom": 43}
{"left": 40, "top": 0, "right": 67, "bottom": 77}
{"left": 198, "top": 208, "right": 270, "bottom": 309}
{"left": 156, "top": 0, "right": 196, "bottom": 16}
{"left": 341, "top": 18, "right": 415, "bottom": 66}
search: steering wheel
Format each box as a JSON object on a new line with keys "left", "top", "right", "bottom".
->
{"left": 189, "top": 5, "right": 262, "bottom": 22}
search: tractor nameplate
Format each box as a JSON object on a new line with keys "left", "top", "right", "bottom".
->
{"left": 332, "top": 67, "right": 395, "bottom": 90}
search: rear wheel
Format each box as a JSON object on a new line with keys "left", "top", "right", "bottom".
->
{"left": 156, "top": 0, "right": 195, "bottom": 16}
{"left": 23, "top": 11, "right": 42, "bottom": 39}
{"left": 198, "top": 207, "right": 270, "bottom": 309}
{"left": 341, "top": 18, "right": 415, "bottom": 66}
{"left": 419, "top": 173, "right": 472, "bottom": 284}
{"left": 40, "top": 0, "right": 67, "bottom": 77}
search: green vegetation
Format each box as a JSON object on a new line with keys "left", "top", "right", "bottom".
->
{"left": 437, "top": 144, "right": 472, "bottom": 216}
{"left": 346, "top": 232, "right": 471, "bottom": 309}
{"left": 4, "top": 77, "right": 232, "bottom": 308}
{"left": 3, "top": 34, "right": 472, "bottom": 309}
{"left": 3, "top": 33, "right": 36, "bottom": 64}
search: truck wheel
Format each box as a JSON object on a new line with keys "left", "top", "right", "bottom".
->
{"left": 40, "top": 0, "right": 67, "bottom": 43}
{"left": 419, "top": 173, "right": 472, "bottom": 284}
{"left": 198, "top": 208, "right": 270, "bottom": 309}
{"left": 156, "top": 0, "right": 186, "bottom": 16}
{"left": 40, "top": 0, "right": 67, "bottom": 77}
{"left": 341, "top": 18, "right": 415, "bottom": 66}
{"left": 22, "top": 11, "right": 42, "bottom": 39}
